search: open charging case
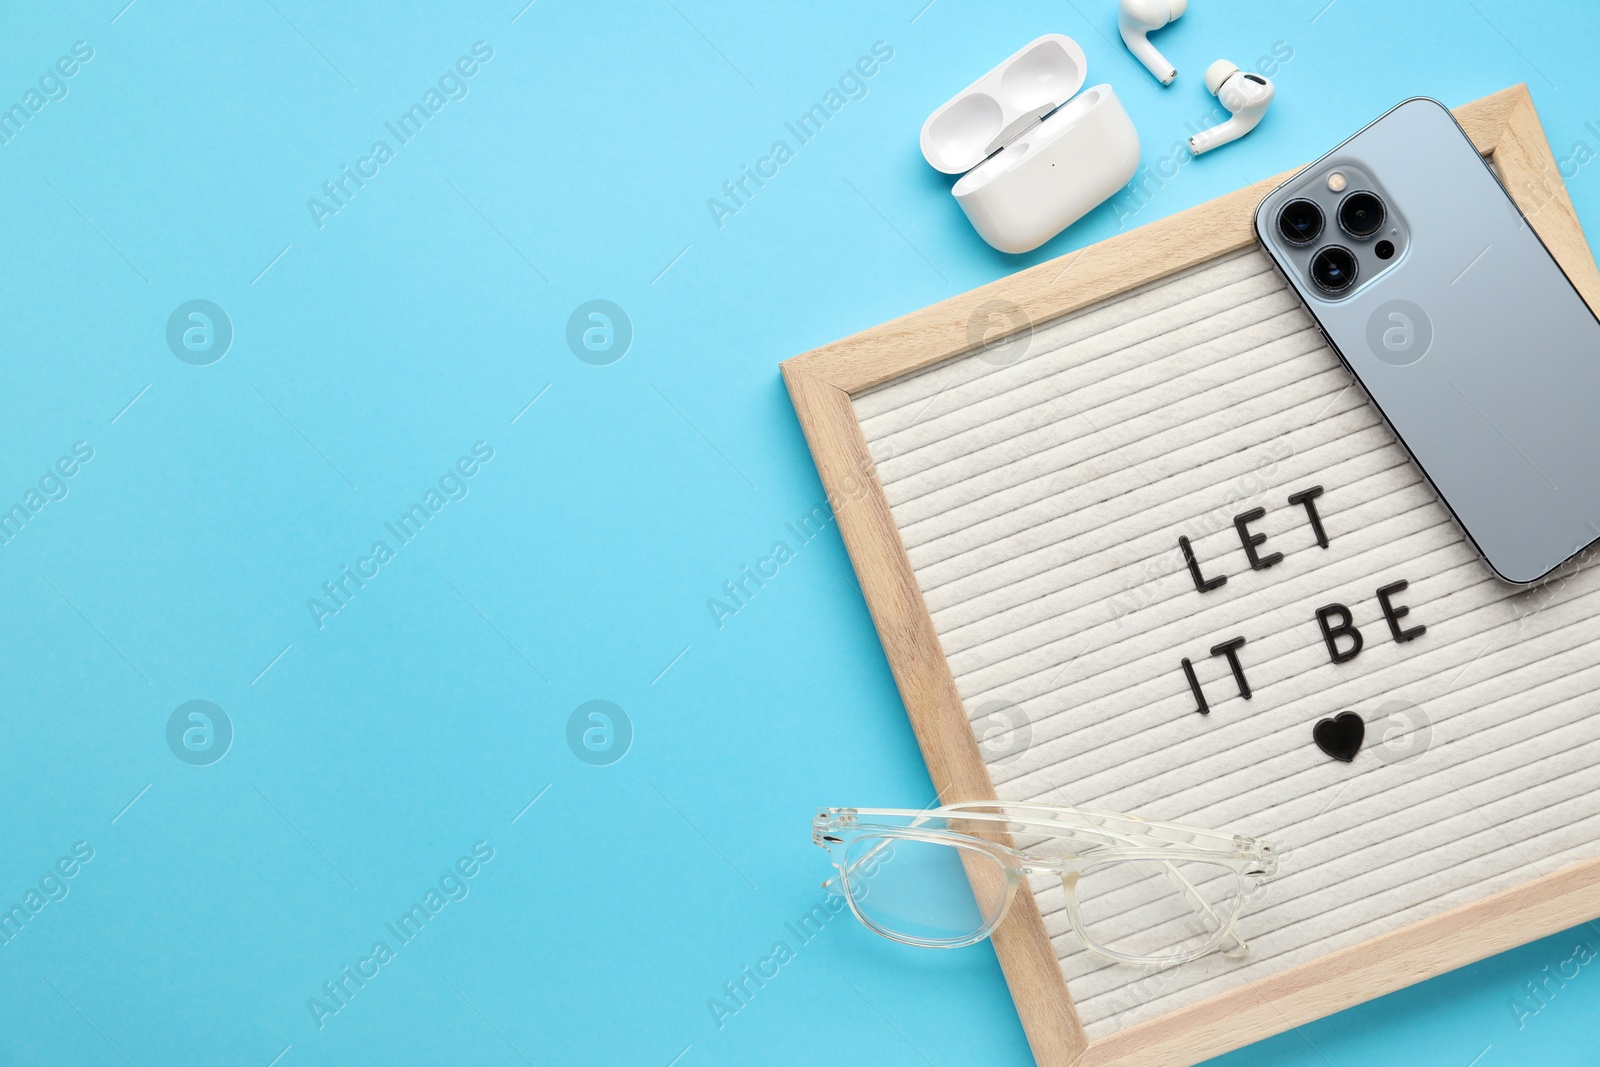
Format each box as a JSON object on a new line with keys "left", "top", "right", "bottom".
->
{"left": 920, "top": 35, "right": 1140, "bottom": 254}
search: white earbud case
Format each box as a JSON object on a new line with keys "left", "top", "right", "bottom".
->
{"left": 920, "top": 35, "right": 1141, "bottom": 254}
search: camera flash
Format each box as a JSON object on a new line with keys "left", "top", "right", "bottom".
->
{"left": 1327, "top": 171, "right": 1348, "bottom": 192}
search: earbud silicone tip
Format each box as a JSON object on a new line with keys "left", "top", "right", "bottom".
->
{"left": 1169, "top": 0, "right": 1188, "bottom": 18}
{"left": 1203, "top": 59, "right": 1239, "bottom": 95}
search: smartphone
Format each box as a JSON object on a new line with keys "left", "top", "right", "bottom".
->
{"left": 1254, "top": 97, "right": 1600, "bottom": 585}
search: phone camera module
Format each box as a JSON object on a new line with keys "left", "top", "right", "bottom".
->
{"left": 1277, "top": 199, "right": 1324, "bottom": 245}
{"left": 1338, "top": 191, "right": 1386, "bottom": 238}
{"left": 1311, "top": 246, "right": 1359, "bottom": 293}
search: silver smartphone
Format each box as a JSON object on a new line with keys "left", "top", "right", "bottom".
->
{"left": 1254, "top": 97, "right": 1600, "bottom": 585}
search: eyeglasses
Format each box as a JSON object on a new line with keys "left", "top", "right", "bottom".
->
{"left": 812, "top": 802, "right": 1278, "bottom": 967}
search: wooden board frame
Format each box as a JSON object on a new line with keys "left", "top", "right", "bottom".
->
{"left": 780, "top": 86, "right": 1600, "bottom": 1067}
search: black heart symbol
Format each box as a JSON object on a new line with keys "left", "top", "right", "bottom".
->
{"left": 1313, "top": 712, "right": 1365, "bottom": 763}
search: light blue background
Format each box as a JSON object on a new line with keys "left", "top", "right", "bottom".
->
{"left": 1, "top": 1, "right": 1597, "bottom": 1065}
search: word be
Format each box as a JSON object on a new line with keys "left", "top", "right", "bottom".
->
{"left": 0, "top": 441, "right": 95, "bottom": 548}
{"left": 0, "top": 841, "right": 95, "bottom": 949}
{"left": 307, "top": 42, "right": 495, "bottom": 229}
{"left": 307, "top": 441, "right": 494, "bottom": 629}
{"left": 706, "top": 41, "right": 895, "bottom": 230}
{"left": 307, "top": 841, "right": 495, "bottom": 1030}
{"left": 1313, "top": 582, "right": 1426, "bottom": 663}
{"left": 0, "top": 40, "right": 94, "bottom": 147}
{"left": 1508, "top": 937, "right": 1596, "bottom": 1029}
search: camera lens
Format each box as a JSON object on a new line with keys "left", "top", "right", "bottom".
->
{"left": 1338, "top": 191, "right": 1385, "bottom": 238}
{"left": 1311, "top": 246, "right": 1358, "bottom": 293}
{"left": 1277, "top": 199, "right": 1324, "bottom": 245}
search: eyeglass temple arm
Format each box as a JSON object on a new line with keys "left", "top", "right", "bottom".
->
{"left": 1159, "top": 860, "right": 1248, "bottom": 956}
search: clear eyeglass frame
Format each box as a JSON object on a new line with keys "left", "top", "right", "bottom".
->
{"left": 813, "top": 801, "right": 1279, "bottom": 968}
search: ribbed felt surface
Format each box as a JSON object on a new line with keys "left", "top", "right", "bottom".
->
{"left": 853, "top": 248, "right": 1600, "bottom": 1038}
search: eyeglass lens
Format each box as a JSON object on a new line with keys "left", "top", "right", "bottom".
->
{"left": 1072, "top": 857, "right": 1245, "bottom": 961}
{"left": 843, "top": 836, "right": 1009, "bottom": 944}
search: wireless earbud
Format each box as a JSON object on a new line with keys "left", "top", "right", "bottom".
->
{"left": 1118, "top": 0, "right": 1187, "bottom": 85}
{"left": 1188, "top": 60, "right": 1274, "bottom": 154}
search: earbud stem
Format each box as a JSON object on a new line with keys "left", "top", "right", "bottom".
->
{"left": 1189, "top": 118, "right": 1253, "bottom": 155}
{"left": 1189, "top": 125, "right": 1231, "bottom": 155}
{"left": 1123, "top": 35, "right": 1176, "bottom": 85}
{"left": 1188, "top": 127, "right": 1225, "bottom": 155}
